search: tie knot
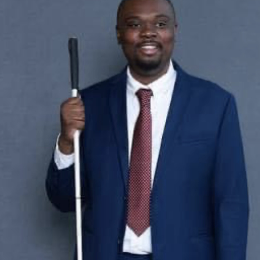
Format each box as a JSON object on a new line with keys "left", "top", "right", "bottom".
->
{"left": 136, "top": 89, "right": 153, "bottom": 107}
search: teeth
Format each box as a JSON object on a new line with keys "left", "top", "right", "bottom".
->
{"left": 141, "top": 46, "right": 156, "bottom": 50}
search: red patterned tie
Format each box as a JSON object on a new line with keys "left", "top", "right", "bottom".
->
{"left": 127, "top": 88, "right": 153, "bottom": 236}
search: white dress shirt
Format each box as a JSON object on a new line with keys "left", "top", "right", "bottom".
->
{"left": 54, "top": 61, "right": 176, "bottom": 254}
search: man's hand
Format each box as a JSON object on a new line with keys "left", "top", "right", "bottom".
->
{"left": 58, "top": 97, "right": 85, "bottom": 154}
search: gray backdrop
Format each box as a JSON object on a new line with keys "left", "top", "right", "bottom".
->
{"left": 0, "top": 0, "right": 259, "bottom": 259}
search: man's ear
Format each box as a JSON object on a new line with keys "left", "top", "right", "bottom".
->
{"left": 173, "top": 23, "right": 178, "bottom": 43}
{"left": 174, "top": 23, "right": 178, "bottom": 34}
{"left": 116, "top": 26, "right": 121, "bottom": 45}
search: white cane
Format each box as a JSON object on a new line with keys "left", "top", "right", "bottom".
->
{"left": 68, "top": 37, "right": 83, "bottom": 260}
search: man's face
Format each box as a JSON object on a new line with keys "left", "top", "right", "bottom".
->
{"left": 117, "top": 0, "right": 177, "bottom": 75}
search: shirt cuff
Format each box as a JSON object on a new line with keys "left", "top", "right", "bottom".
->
{"left": 54, "top": 134, "right": 74, "bottom": 170}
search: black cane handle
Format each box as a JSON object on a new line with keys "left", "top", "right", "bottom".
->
{"left": 68, "top": 37, "right": 79, "bottom": 90}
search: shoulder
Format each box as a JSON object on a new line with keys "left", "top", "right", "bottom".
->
{"left": 79, "top": 69, "right": 126, "bottom": 100}
{"left": 175, "top": 62, "right": 233, "bottom": 104}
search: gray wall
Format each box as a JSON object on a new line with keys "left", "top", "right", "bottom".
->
{"left": 0, "top": 0, "right": 259, "bottom": 259}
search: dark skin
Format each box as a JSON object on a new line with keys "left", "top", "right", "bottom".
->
{"left": 59, "top": 0, "right": 177, "bottom": 154}
{"left": 117, "top": 0, "right": 177, "bottom": 84}
{"left": 58, "top": 97, "right": 85, "bottom": 154}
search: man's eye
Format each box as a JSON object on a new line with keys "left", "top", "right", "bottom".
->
{"left": 127, "top": 22, "right": 141, "bottom": 28}
{"left": 156, "top": 22, "right": 167, "bottom": 27}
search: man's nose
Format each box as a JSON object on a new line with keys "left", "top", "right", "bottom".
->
{"left": 140, "top": 23, "right": 157, "bottom": 38}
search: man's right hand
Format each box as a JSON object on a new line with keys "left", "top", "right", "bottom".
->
{"left": 58, "top": 97, "right": 85, "bottom": 154}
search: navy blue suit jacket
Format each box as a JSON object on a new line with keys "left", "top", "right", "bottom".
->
{"left": 46, "top": 63, "right": 249, "bottom": 260}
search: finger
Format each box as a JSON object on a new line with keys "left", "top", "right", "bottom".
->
{"left": 63, "top": 113, "right": 85, "bottom": 123}
{"left": 62, "top": 104, "right": 84, "bottom": 115}
{"left": 70, "top": 121, "right": 85, "bottom": 130}
{"left": 67, "top": 105, "right": 84, "bottom": 111}
{"left": 66, "top": 109, "right": 85, "bottom": 118}
{"left": 71, "top": 97, "right": 83, "bottom": 105}
{"left": 66, "top": 104, "right": 84, "bottom": 112}
{"left": 70, "top": 114, "right": 85, "bottom": 121}
{"left": 65, "top": 97, "right": 82, "bottom": 105}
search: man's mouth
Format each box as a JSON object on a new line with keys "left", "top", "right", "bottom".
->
{"left": 138, "top": 43, "right": 160, "bottom": 56}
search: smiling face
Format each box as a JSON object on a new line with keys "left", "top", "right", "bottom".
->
{"left": 116, "top": 0, "right": 177, "bottom": 83}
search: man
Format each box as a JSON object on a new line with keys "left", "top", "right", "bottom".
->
{"left": 46, "top": 0, "right": 249, "bottom": 259}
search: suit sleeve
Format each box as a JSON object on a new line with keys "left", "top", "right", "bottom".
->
{"left": 45, "top": 133, "right": 89, "bottom": 212}
{"left": 213, "top": 94, "right": 249, "bottom": 260}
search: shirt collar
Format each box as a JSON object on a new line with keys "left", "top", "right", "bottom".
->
{"left": 127, "top": 60, "right": 176, "bottom": 96}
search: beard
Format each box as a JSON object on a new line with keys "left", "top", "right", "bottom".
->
{"left": 135, "top": 56, "right": 162, "bottom": 72}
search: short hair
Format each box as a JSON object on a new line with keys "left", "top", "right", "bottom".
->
{"left": 117, "top": 0, "right": 176, "bottom": 24}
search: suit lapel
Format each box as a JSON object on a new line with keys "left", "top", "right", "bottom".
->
{"left": 152, "top": 64, "right": 193, "bottom": 191}
{"left": 108, "top": 64, "right": 193, "bottom": 193}
{"left": 109, "top": 71, "right": 129, "bottom": 191}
